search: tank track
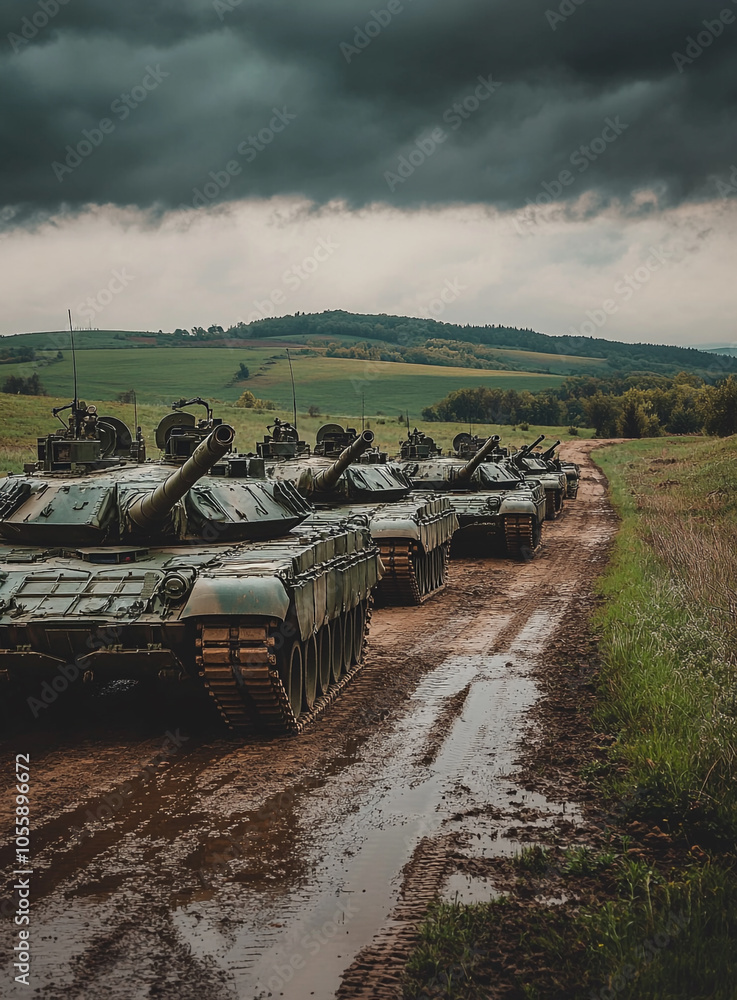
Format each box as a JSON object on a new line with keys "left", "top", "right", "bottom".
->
{"left": 503, "top": 514, "right": 539, "bottom": 559}
{"left": 566, "top": 481, "right": 579, "bottom": 499}
{"left": 377, "top": 541, "right": 449, "bottom": 606}
{"left": 545, "top": 490, "right": 564, "bottom": 519}
{"left": 197, "top": 602, "right": 372, "bottom": 735}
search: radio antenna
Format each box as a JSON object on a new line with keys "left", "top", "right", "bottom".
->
{"left": 286, "top": 348, "right": 298, "bottom": 429}
{"left": 68, "top": 309, "right": 79, "bottom": 438}
{"left": 361, "top": 391, "right": 365, "bottom": 431}
{"left": 406, "top": 409, "right": 410, "bottom": 435}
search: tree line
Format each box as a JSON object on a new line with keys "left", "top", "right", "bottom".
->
{"left": 159, "top": 310, "right": 737, "bottom": 380}
{"left": 421, "top": 373, "right": 737, "bottom": 437}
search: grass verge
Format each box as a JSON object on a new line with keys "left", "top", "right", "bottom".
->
{"left": 403, "top": 434, "right": 737, "bottom": 999}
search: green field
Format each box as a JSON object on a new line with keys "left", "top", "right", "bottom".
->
{"left": 2, "top": 347, "right": 565, "bottom": 416}
{"left": 0, "top": 391, "right": 591, "bottom": 475}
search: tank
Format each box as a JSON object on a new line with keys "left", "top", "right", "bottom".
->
{"left": 262, "top": 423, "right": 458, "bottom": 605}
{"left": 398, "top": 432, "right": 546, "bottom": 558}
{"left": 0, "top": 398, "right": 381, "bottom": 735}
{"left": 503, "top": 435, "right": 568, "bottom": 520}
{"left": 534, "top": 440, "right": 580, "bottom": 499}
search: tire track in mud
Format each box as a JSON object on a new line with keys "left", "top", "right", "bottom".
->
{"left": 0, "top": 441, "right": 617, "bottom": 1000}
{"left": 334, "top": 440, "right": 619, "bottom": 999}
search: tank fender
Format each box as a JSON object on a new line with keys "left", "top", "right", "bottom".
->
{"left": 368, "top": 514, "right": 422, "bottom": 544}
{"left": 498, "top": 494, "right": 537, "bottom": 516}
{"left": 180, "top": 575, "right": 290, "bottom": 622}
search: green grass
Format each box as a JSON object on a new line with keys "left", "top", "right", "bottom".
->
{"left": 405, "top": 862, "right": 737, "bottom": 1000}
{"left": 1, "top": 346, "right": 565, "bottom": 415}
{"left": 479, "top": 345, "right": 609, "bottom": 374}
{"left": 594, "top": 436, "right": 737, "bottom": 843}
{"left": 403, "top": 433, "right": 737, "bottom": 999}
{"left": 0, "top": 390, "right": 590, "bottom": 475}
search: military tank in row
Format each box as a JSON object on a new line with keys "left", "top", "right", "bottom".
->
{"left": 260, "top": 422, "right": 458, "bottom": 605}
{"left": 0, "top": 398, "right": 380, "bottom": 734}
{"left": 398, "top": 430, "right": 546, "bottom": 557}
{"left": 1, "top": 396, "right": 582, "bottom": 735}
{"left": 529, "top": 439, "right": 581, "bottom": 500}
{"left": 501, "top": 435, "right": 568, "bottom": 519}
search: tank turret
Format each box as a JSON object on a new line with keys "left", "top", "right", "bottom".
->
{"left": 513, "top": 434, "right": 545, "bottom": 460}
{"left": 0, "top": 400, "right": 381, "bottom": 736}
{"left": 256, "top": 418, "right": 309, "bottom": 460}
{"left": 508, "top": 434, "right": 569, "bottom": 520}
{"left": 264, "top": 424, "right": 457, "bottom": 605}
{"left": 399, "top": 435, "right": 546, "bottom": 559}
{"left": 539, "top": 440, "right": 561, "bottom": 462}
{"left": 127, "top": 423, "right": 235, "bottom": 530}
{"left": 453, "top": 436, "right": 501, "bottom": 482}
{"left": 400, "top": 429, "right": 442, "bottom": 460}
{"left": 311, "top": 430, "right": 375, "bottom": 493}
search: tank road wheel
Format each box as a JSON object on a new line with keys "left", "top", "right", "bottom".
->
{"left": 352, "top": 601, "right": 366, "bottom": 665}
{"left": 545, "top": 491, "right": 557, "bottom": 520}
{"left": 330, "top": 616, "right": 343, "bottom": 684}
{"left": 316, "top": 625, "right": 332, "bottom": 696}
{"left": 342, "top": 609, "right": 354, "bottom": 674}
{"left": 278, "top": 640, "right": 303, "bottom": 720}
{"left": 198, "top": 609, "right": 375, "bottom": 737}
{"left": 302, "top": 635, "right": 318, "bottom": 712}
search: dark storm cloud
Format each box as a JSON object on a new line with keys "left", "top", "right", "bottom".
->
{"left": 1, "top": 0, "right": 736, "bottom": 223}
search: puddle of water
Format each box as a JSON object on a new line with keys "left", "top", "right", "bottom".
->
{"left": 441, "top": 872, "right": 503, "bottom": 905}
{"left": 169, "top": 650, "right": 560, "bottom": 999}
{"left": 1, "top": 589, "right": 587, "bottom": 999}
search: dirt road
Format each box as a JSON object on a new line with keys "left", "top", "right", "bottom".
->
{"left": 0, "top": 440, "right": 618, "bottom": 999}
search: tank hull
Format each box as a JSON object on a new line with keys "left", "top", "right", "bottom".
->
{"left": 267, "top": 458, "right": 458, "bottom": 605}
{"left": 0, "top": 516, "right": 381, "bottom": 734}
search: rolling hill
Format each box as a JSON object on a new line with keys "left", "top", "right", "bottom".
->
{"left": 5, "top": 310, "right": 735, "bottom": 382}
{"left": 0, "top": 347, "right": 565, "bottom": 416}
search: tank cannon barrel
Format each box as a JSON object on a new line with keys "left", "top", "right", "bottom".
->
{"left": 454, "top": 435, "right": 500, "bottom": 482}
{"left": 128, "top": 423, "right": 235, "bottom": 529}
{"left": 540, "top": 439, "right": 561, "bottom": 460}
{"left": 515, "top": 434, "right": 545, "bottom": 458}
{"left": 311, "top": 430, "right": 375, "bottom": 492}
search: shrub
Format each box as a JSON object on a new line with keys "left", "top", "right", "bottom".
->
{"left": 236, "top": 390, "right": 275, "bottom": 409}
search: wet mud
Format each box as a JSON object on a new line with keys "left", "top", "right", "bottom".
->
{"left": 0, "top": 440, "right": 618, "bottom": 999}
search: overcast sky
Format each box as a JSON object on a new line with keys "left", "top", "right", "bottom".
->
{"left": 1, "top": 0, "right": 736, "bottom": 346}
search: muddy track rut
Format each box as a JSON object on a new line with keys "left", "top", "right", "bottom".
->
{"left": 0, "top": 441, "right": 618, "bottom": 999}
